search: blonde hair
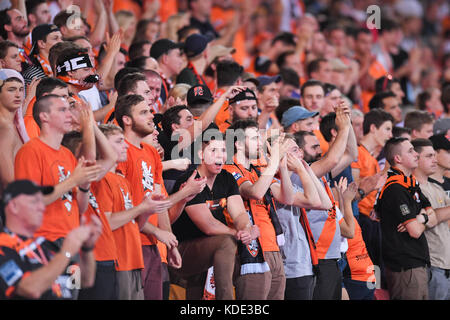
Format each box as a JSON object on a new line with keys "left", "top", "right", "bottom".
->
{"left": 115, "top": 10, "right": 135, "bottom": 27}
{"left": 168, "top": 83, "right": 191, "bottom": 101}
{"left": 98, "top": 123, "right": 123, "bottom": 137}
{"left": 164, "top": 12, "right": 190, "bottom": 42}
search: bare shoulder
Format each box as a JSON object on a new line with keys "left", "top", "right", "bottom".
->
{"left": 0, "top": 122, "right": 23, "bottom": 154}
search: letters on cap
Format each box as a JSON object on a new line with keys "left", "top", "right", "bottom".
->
{"left": 56, "top": 53, "right": 93, "bottom": 75}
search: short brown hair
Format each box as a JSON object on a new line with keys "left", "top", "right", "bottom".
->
{"left": 117, "top": 72, "right": 146, "bottom": 96}
{"left": 411, "top": 138, "right": 433, "bottom": 154}
{"left": 0, "top": 40, "right": 19, "bottom": 59}
{"left": 404, "top": 110, "right": 434, "bottom": 132}
{"left": 384, "top": 137, "right": 408, "bottom": 166}
{"left": 48, "top": 41, "right": 80, "bottom": 73}
{"left": 114, "top": 94, "right": 145, "bottom": 129}
{"left": 33, "top": 94, "right": 60, "bottom": 128}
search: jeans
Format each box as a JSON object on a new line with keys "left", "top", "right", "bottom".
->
{"left": 428, "top": 266, "right": 450, "bottom": 300}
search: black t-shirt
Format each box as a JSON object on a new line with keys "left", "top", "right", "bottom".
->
{"left": 0, "top": 233, "right": 75, "bottom": 300}
{"left": 159, "top": 123, "right": 219, "bottom": 193}
{"left": 377, "top": 177, "right": 431, "bottom": 271}
{"left": 171, "top": 169, "right": 240, "bottom": 242}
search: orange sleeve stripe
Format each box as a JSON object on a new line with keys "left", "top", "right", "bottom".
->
{"left": 402, "top": 218, "right": 416, "bottom": 226}
{"left": 5, "top": 286, "right": 15, "bottom": 298}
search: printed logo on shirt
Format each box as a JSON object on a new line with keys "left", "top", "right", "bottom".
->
{"left": 141, "top": 161, "right": 154, "bottom": 193}
{"left": 206, "top": 198, "right": 227, "bottom": 210}
{"left": 120, "top": 188, "right": 133, "bottom": 211}
{"left": 399, "top": 204, "right": 410, "bottom": 216}
{"left": 232, "top": 172, "right": 242, "bottom": 182}
{"left": 57, "top": 165, "right": 73, "bottom": 212}
{"left": 88, "top": 192, "right": 100, "bottom": 214}
{"left": 0, "top": 260, "right": 23, "bottom": 287}
{"left": 244, "top": 210, "right": 259, "bottom": 257}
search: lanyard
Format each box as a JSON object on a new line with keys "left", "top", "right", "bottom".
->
{"left": 3, "top": 228, "right": 49, "bottom": 265}
{"left": 187, "top": 62, "right": 206, "bottom": 86}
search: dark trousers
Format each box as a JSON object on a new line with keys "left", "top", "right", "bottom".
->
{"left": 142, "top": 245, "right": 163, "bottom": 300}
{"left": 343, "top": 278, "right": 375, "bottom": 300}
{"left": 285, "top": 275, "right": 315, "bottom": 300}
{"left": 78, "top": 260, "right": 119, "bottom": 300}
{"left": 358, "top": 214, "right": 386, "bottom": 288}
{"left": 313, "top": 259, "right": 342, "bottom": 300}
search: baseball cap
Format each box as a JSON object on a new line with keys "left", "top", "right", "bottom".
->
{"left": 207, "top": 44, "right": 235, "bottom": 64}
{"left": 184, "top": 33, "right": 213, "bottom": 58}
{"left": 187, "top": 84, "right": 213, "bottom": 106}
{"left": 329, "top": 58, "right": 350, "bottom": 71}
{"left": 281, "top": 106, "right": 319, "bottom": 128}
{"left": 150, "top": 38, "right": 183, "bottom": 60}
{"left": 0, "top": 69, "right": 25, "bottom": 87}
{"left": 0, "top": 180, "right": 53, "bottom": 224}
{"left": 257, "top": 75, "right": 281, "bottom": 90}
{"left": 429, "top": 133, "right": 450, "bottom": 151}
{"left": 30, "top": 24, "right": 60, "bottom": 56}
{"left": 229, "top": 88, "right": 257, "bottom": 105}
{"left": 433, "top": 118, "right": 450, "bottom": 135}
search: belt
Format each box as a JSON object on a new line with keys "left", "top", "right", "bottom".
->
{"left": 96, "top": 260, "right": 117, "bottom": 271}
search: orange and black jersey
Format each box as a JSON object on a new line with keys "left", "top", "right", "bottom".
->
{"left": 0, "top": 230, "right": 75, "bottom": 299}
{"left": 171, "top": 169, "right": 240, "bottom": 242}
{"left": 375, "top": 167, "right": 432, "bottom": 272}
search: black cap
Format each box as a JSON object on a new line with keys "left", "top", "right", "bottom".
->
{"left": 429, "top": 133, "right": 450, "bottom": 151}
{"left": 150, "top": 39, "right": 183, "bottom": 60}
{"left": 187, "top": 84, "right": 213, "bottom": 106}
{"left": 1, "top": 180, "right": 53, "bottom": 224}
{"left": 184, "top": 33, "right": 213, "bottom": 58}
{"left": 229, "top": 88, "right": 257, "bottom": 105}
{"left": 30, "top": 24, "right": 60, "bottom": 56}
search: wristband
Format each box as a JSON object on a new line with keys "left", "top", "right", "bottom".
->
{"left": 79, "top": 186, "right": 90, "bottom": 193}
{"left": 81, "top": 245, "right": 94, "bottom": 252}
{"left": 421, "top": 213, "right": 429, "bottom": 225}
{"left": 358, "top": 188, "right": 366, "bottom": 199}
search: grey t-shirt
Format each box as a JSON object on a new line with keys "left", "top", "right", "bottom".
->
{"left": 275, "top": 173, "right": 313, "bottom": 278}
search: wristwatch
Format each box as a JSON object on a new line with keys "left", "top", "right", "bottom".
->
{"left": 358, "top": 188, "right": 366, "bottom": 199}
{"left": 421, "top": 213, "right": 429, "bottom": 225}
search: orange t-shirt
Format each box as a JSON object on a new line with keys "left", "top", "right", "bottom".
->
{"left": 158, "top": 0, "right": 177, "bottom": 22}
{"left": 213, "top": 88, "right": 230, "bottom": 128}
{"left": 314, "top": 129, "right": 329, "bottom": 155}
{"left": 14, "top": 138, "right": 79, "bottom": 241}
{"left": 341, "top": 217, "right": 375, "bottom": 282}
{"left": 116, "top": 140, "right": 164, "bottom": 246}
{"left": 92, "top": 171, "right": 144, "bottom": 271}
{"left": 218, "top": 119, "right": 231, "bottom": 133}
{"left": 361, "top": 60, "right": 387, "bottom": 113}
{"left": 351, "top": 145, "right": 380, "bottom": 216}
{"left": 223, "top": 160, "right": 279, "bottom": 252}
{"left": 113, "top": 0, "right": 141, "bottom": 19}
{"left": 83, "top": 186, "right": 118, "bottom": 262}
{"left": 210, "top": 4, "right": 248, "bottom": 66}
{"left": 23, "top": 97, "right": 40, "bottom": 139}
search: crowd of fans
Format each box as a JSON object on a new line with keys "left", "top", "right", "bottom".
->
{"left": 0, "top": 0, "right": 449, "bottom": 301}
